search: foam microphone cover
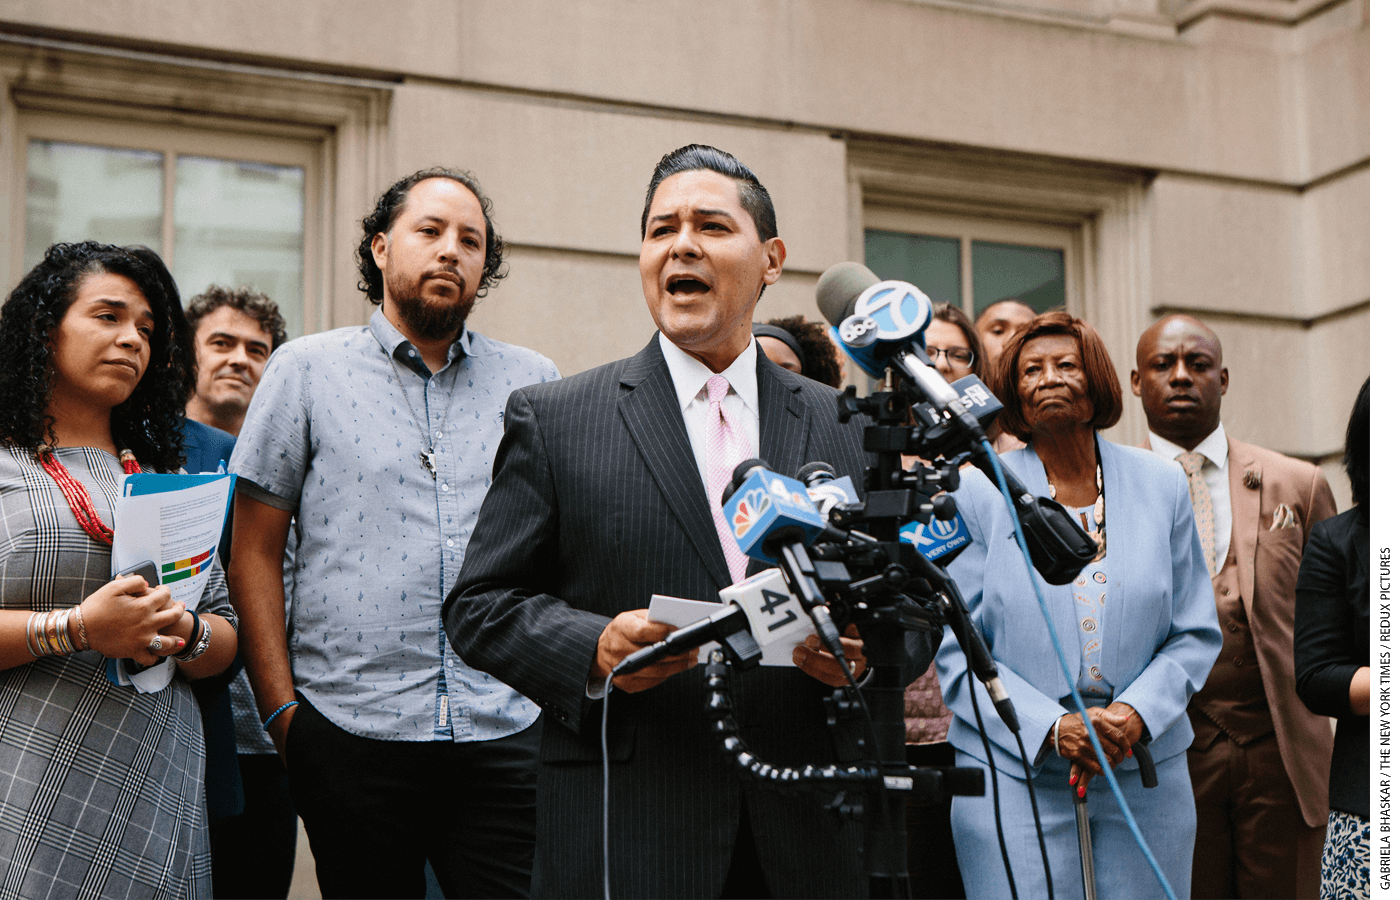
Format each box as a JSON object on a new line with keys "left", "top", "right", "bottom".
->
{"left": 815, "top": 262, "right": 880, "bottom": 326}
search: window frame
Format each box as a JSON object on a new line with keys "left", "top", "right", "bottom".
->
{"left": 17, "top": 111, "right": 322, "bottom": 336}
{"left": 0, "top": 37, "right": 391, "bottom": 335}
{"left": 848, "top": 140, "right": 1153, "bottom": 443}
{"left": 863, "top": 207, "right": 1083, "bottom": 318}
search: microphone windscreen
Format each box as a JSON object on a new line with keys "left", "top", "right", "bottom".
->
{"left": 730, "top": 458, "right": 769, "bottom": 490}
{"left": 816, "top": 262, "right": 880, "bottom": 327}
{"left": 796, "top": 461, "right": 836, "bottom": 485}
{"left": 723, "top": 458, "right": 769, "bottom": 505}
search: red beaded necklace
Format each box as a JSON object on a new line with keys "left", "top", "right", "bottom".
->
{"left": 38, "top": 448, "right": 142, "bottom": 546}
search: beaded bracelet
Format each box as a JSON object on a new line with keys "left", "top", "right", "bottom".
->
{"left": 263, "top": 700, "right": 298, "bottom": 732}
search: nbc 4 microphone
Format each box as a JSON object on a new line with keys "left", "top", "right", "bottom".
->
{"left": 721, "top": 460, "right": 847, "bottom": 665}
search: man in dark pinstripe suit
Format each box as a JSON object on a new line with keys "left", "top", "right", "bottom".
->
{"left": 445, "top": 146, "right": 923, "bottom": 898}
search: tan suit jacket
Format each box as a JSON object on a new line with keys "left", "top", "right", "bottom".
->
{"left": 1146, "top": 435, "right": 1336, "bottom": 827}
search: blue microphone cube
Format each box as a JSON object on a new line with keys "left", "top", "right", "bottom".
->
{"left": 722, "top": 469, "right": 826, "bottom": 564}
{"left": 950, "top": 375, "right": 1003, "bottom": 421}
{"left": 900, "top": 514, "right": 972, "bottom": 564}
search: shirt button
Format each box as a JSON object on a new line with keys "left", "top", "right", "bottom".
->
{"left": 440, "top": 483, "right": 450, "bottom": 492}
{"left": 1221, "top": 587, "right": 1231, "bottom": 597}
{"left": 446, "top": 538, "right": 455, "bottom": 547}
{"left": 1233, "top": 656, "right": 1244, "bottom": 667}
{"left": 408, "top": 349, "right": 417, "bottom": 357}
{"left": 1227, "top": 622, "right": 1240, "bottom": 633}
{"left": 435, "top": 431, "right": 443, "bottom": 439}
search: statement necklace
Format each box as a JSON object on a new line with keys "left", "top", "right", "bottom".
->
{"left": 38, "top": 448, "right": 142, "bottom": 546}
{"left": 388, "top": 351, "right": 458, "bottom": 480}
{"left": 1047, "top": 463, "right": 1106, "bottom": 562}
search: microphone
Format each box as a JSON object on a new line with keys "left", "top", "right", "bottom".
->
{"left": 611, "top": 604, "right": 750, "bottom": 676}
{"left": 722, "top": 460, "right": 848, "bottom": 664}
{"left": 904, "top": 546, "right": 1020, "bottom": 733}
{"left": 721, "top": 459, "right": 841, "bottom": 564}
{"left": 817, "top": 264, "right": 1094, "bottom": 585}
{"left": 797, "top": 461, "right": 858, "bottom": 519}
{"left": 612, "top": 571, "right": 815, "bottom": 675}
{"left": 816, "top": 262, "right": 986, "bottom": 443}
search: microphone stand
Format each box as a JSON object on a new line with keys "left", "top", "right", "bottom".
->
{"left": 703, "top": 376, "right": 1087, "bottom": 898}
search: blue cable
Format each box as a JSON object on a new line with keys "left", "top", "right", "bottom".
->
{"left": 979, "top": 439, "right": 1177, "bottom": 900}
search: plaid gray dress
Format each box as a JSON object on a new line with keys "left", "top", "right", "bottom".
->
{"left": 0, "top": 445, "right": 236, "bottom": 899}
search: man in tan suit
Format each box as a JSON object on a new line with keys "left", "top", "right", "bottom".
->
{"left": 1132, "top": 314, "right": 1335, "bottom": 899}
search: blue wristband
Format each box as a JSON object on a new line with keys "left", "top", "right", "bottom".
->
{"left": 263, "top": 700, "right": 298, "bottom": 732}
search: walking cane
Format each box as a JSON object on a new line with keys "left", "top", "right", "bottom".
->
{"left": 1073, "top": 741, "right": 1157, "bottom": 900}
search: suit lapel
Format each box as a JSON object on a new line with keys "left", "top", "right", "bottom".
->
{"left": 617, "top": 336, "right": 732, "bottom": 589}
{"left": 1227, "top": 437, "right": 1260, "bottom": 610}
{"left": 749, "top": 357, "right": 812, "bottom": 578}
{"left": 756, "top": 355, "right": 809, "bottom": 478}
{"left": 1006, "top": 444, "right": 1082, "bottom": 663}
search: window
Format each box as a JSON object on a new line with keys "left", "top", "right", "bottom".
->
{"left": 20, "top": 113, "right": 316, "bottom": 338}
{"left": 863, "top": 209, "right": 1080, "bottom": 320}
{"left": 0, "top": 41, "right": 391, "bottom": 336}
{"left": 848, "top": 140, "right": 1153, "bottom": 441}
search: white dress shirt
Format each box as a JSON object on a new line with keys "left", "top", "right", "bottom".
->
{"left": 1147, "top": 423, "right": 1231, "bottom": 576}
{"left": 587, "top": 334, "right": 763, "bottom": 699}
{"left": 658, "top": 332, "right": 762, "bottom": 484}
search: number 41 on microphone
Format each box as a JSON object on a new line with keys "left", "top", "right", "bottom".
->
{"left": 648, "top": 570, "right": 815, "bottom": 666}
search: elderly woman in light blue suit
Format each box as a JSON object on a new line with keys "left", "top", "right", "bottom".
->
{"left": 936, "top": 311, "right": 1221, "bottom": 899}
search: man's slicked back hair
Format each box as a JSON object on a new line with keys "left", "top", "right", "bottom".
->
{"left": 641, "top": 144, "right": 778, "bottom": 243}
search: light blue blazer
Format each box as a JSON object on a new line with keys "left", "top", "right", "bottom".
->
{"left": 936, "top": 434, "right": 1222, "bottom": 777}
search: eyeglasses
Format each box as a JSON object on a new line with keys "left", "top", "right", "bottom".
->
{"left": 927, "top": 346, "right": 975, "bottom": 367}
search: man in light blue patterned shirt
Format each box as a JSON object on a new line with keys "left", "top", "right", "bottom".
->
{"left": 228, "top": 168, "right": 559, "bottom": 899}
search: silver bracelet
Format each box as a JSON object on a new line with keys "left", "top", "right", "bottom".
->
{"left": 1053, "top": 716, "right": 1063, "bottom": 757}
{"left": 174, "top": 616, "right": 211, "bottom": 662}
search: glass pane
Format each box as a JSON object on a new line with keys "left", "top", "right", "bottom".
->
{"left": 25, "top": 140, "right": 163, "bottom": 272}
{"left": 863, "top": 230, "right": 961, "bottom": 309}
{"left": 173, "top": 156, "right": 305, "bottom": 337}
{"left": 971, "top": 241, "right": 1065, "bottom": 317}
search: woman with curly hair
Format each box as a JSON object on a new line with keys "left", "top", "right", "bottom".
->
{"left": 755, "top": 315, "right": 845, "bottom": 388}
{"left": 0, "top": 242, "right": 237, "bottom": 897}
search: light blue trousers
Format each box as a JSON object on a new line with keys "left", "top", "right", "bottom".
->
{"left": 950, "top": 748, "right": 1195, "bottom": 899}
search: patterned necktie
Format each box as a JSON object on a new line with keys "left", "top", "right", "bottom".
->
{"left": 1177, "top": 451, "right": 1217, "bottom": 573}
{"left": 704, "top": 374, "right": 753, "bottom": 584}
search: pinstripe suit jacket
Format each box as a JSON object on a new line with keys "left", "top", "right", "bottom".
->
{"left": 444, "top": 334, "right": 879, "bottom": 899}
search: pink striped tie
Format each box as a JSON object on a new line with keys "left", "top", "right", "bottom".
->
{"left": 704, "top": 374, "right": 753, "bottom": 584}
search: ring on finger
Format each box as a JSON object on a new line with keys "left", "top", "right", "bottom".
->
{"left": 148, "top": 636, "right": 163, "bottom": 653}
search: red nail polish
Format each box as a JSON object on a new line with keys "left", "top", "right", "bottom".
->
{"left": 1069, "top": 774, "right": 1076, "bottom": 785}
{"left": 1078, "top": 784, "right": 1086, "bottom": 797}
